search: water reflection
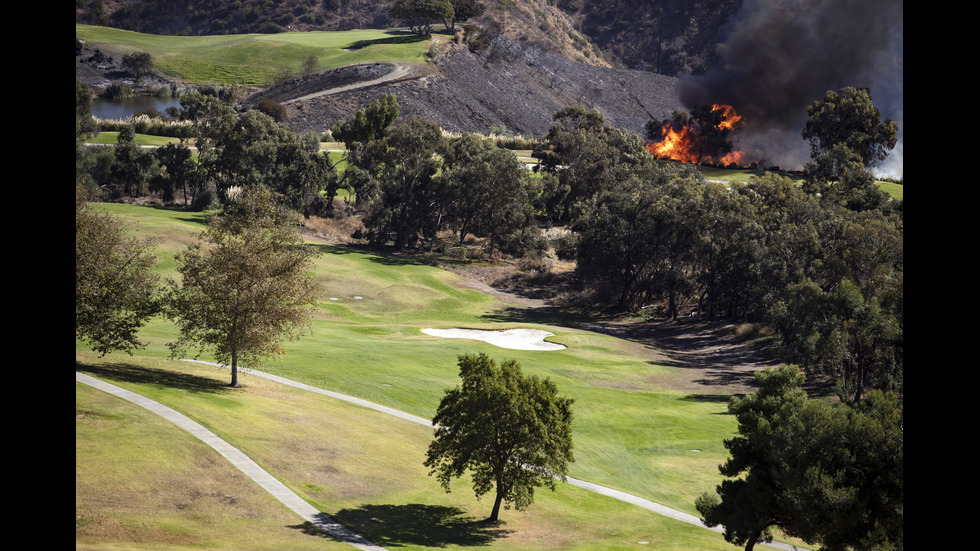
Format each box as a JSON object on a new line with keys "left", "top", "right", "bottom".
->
{"left": 92, "top": 96, "right": 183, "bottom": 120}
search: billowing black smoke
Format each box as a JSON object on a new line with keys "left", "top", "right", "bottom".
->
{"left": 678, "top": 0, "right": 903, "bottom": 175}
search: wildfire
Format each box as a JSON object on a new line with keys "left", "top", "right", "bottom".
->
{"left": 646, "top": 104, "right": 749, "bottom": 167}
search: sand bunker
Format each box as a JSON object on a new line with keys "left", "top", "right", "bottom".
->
{"left": 422, "top": 328, "right": 566, "bottom": 351}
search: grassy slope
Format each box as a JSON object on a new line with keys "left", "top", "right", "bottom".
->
{"left": 77, "top": 355, "right": 740, "bottom": 551}
{"left": 76, "top": 24, "right": 434, "bottom": 85}
{"left": 76, "top": 203, "right": 760, "bottom": 550}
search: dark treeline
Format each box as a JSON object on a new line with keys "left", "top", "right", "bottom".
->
{"left": 75, "top": 83, "right": 902, "bottom": 403}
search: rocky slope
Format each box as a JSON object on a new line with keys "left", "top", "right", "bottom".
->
{"left": 261, "top": 35, "right": 682, "bottom": 138}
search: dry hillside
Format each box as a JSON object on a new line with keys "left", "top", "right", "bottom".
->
{"left": 250, "top": 34, "right": 682, "bottom": 138}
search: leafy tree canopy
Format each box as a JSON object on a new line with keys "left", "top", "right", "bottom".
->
{"left": 445, "top": 0, "right": 486, "bottom": 31}
{"left": 803, "top": 87, "right": 898, "bottom": 169}
{"left": 388, "top": 0, "right": 454, "bottom": 36}
{"left": 121, "top": 51, "right": 154, "bottom": 84}
{"left": 425, "top": 353, "right": 574, "bottom": 522}
{"left": 165, "top": 186, "right": 321, "bottom": 387}
{"left": 330, "top": 94, "right": 401, "bottom": 150}
{"left": 697, "top": 365, "right": 903, "bottom": 551}
{"left": 76, "top": 187, "right": 160, "bottom": 356}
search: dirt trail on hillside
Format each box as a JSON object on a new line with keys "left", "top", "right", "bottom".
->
{"left": 281, "top": 64, "right": 412, "bottom": 104}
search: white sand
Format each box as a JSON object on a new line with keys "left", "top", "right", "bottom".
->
{"left": 421, "top": 328, "right": 566, "bottom": 351}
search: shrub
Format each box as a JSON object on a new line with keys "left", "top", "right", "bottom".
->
{"left": 254, "top": 97, "right": 287, "bottom": 122}
{"left": 102, "top": 82, "right": 133, "bottom": 99}
{"left": 134, "top": 107, "right": 166, "bottom": 120}
{"left": 191, "top": 185, "right": 219, "bottom": 212}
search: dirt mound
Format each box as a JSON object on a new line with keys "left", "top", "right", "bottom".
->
{"left": 279, "top": 36, "right": 683, "bottom": 138}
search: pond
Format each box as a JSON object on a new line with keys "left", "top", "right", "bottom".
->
{"left": 92, "top": 96, "right": 183, "bottom": 120}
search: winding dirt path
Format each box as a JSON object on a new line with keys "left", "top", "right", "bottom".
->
{"left": 283, "top": 64, "right": 412, "bottom": 104}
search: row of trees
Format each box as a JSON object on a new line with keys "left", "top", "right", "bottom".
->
{"left": 76, "top": 184, "right": 321, "bottom": 388}
{"left": 326, "top": 89, "right": 901, "bottom": 403}
{"left": 76, "top": 82, "right": 340, "bottom": 216}
{"left": 77, "top": 79, "right": 902, "bottom": 403}
{"left": 538, "top": 91, "right": 902, "bottom": 404}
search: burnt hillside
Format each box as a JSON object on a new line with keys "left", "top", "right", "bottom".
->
{"left": 252, "top": 35, "right": 682, "bottom": 139}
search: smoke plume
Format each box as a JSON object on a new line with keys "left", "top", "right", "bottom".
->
{"left": 678, "top": 0, "right": 903, "bottom": 174}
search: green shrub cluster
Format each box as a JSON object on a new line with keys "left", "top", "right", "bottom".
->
{"left": 97, "top": 117, "right": 193, "bottom": 139}
{"left": 101, "top": 82, "right": 133, "bottom": 99}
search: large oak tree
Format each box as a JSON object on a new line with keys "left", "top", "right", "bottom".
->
{"left": 425, "top": 353, "right": 574, "bottom": 522}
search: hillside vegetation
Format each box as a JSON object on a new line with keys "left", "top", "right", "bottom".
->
{"left": 75, "top": 0, "right": 736, "bottom": 76}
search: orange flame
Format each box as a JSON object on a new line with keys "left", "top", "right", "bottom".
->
{"left": 646, "top": 104, "right": 749, "bottom": 167}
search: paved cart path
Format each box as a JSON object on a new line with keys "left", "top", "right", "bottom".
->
{"left": 76, "top": 371, "right": 387, "bottom": 551}
{"left": 77, "top": 365, "right": 802, "bottom": 551}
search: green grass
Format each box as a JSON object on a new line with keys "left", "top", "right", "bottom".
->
{"left": 876, "top": 180, "right": 903, "bottom": 200}
{"left": 85, "top": 203, "right": 736, "bottom": 514}
{"left": 77, "top": 203, "right": 780, "bottom": 549}
{"left": 77, "top": 355, "right": 746, "bottom": 550}
{"left": 86, "top": 131, "right": 184, "bottom": 147}
{"left": 76, "top": 378, "right": 348, "bottom": 550}
{"left": 696, "top": 166, "right": 903, "bottom": 200}
{"left": 77, "top": 24, "right": 435, "bottom": 85}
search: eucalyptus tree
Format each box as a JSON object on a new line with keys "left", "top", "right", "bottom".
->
{"left": 535, "top": 106, "right": 658, "bottom": 223}
{"left": 573, "top": 165, "right": 703, "bottom": 315}
{"left": 802, "top": 87, "right": 898, "bottom": 213}
{"left": 803, "top": 87, "right": 898, "bottom": 169}
{"left": 181, "top": 94, "right": 337, "bottom": 213}
{"left": 357, "top": 116, "right": 448, "bottom": 249}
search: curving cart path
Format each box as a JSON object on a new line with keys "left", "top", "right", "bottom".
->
{"left": 76, "top": 371, "right": 387, "bottom": 551}
{"left": 76, "top": 365, "right": 802, "bottom": 551}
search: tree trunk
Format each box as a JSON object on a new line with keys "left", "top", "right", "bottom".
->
{"left": 230, "top": 350, "right": 240, "bottom": 387}
{"left": 489, "top": 491, "right": 503, "bottom": 523}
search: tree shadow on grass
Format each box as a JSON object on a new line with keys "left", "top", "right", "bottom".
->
{"left": 291, "top": 504, "right": 511, "bottom": 547}
{"left": 75, "top": 360, "right": 231, "bottom": 394}
{"left": 142, "top": 204, "right": 210, "bottom": 228}
{"left": 479, "top": 304, "right": 584, "bottom": 328}
{"left": 680, "top": 393, "right": 735, "bottom": 406}
{"left": 345, "top": 31, "right": 431, "bottom": 50}
{"left": 313, "top": 243, "right": 437, "bottom": 267}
